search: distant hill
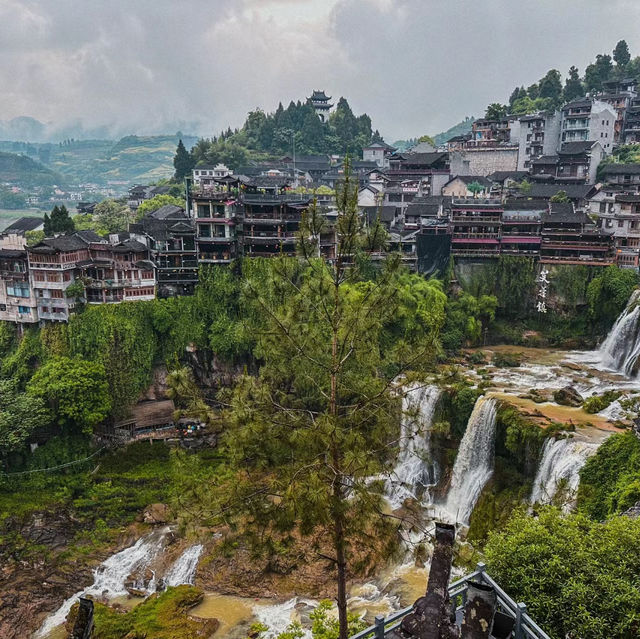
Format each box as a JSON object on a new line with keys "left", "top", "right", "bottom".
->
{"left": 0, "top": 134, "right": 198, "bottom": 186}
{"left": 0, "top": 151, "right": 62, "bottom": 186}
{"left": 433, "top": 117, "right": 475, "bottom": 146}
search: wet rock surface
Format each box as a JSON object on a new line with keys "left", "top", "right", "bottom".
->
{"left": 553, "top": 385, "right": 583, "bottom": 407}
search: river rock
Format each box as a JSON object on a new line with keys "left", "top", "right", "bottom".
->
{"left": 553, "top": 386, "right": 583, "bottom": 407}
{"left": 143, "top": 503, "right": 170, "bottom": 524}
{"left": 125, "top": 567, "right": 155, "bottom": 596}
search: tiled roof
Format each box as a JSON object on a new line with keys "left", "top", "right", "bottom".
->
{"left": 3, "top": 216, "right": 43, "bottom": 232}
{"left": 559, "top": 141, "right": 596, "bottom": 155}
{"left": 148, "top": 205, "right": 186, "bottom": 220}
{"left": 601, "top": 163, "right": 640, "bottom": 175}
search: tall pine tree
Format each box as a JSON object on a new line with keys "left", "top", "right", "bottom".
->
{"left": 180, "top": 159, "right": 446, "bottom": 639}
{"left": 173, "top": 139, "right": 194, "bottom": 181}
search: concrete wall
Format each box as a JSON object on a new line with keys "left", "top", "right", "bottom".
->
{"left": 450, "top": 147, "right": 519, "bottom": 177}
{"left": 589, "top": 102, "right": 616, "bottom": 154}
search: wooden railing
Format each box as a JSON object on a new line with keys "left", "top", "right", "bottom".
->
{"left": 349, "top": 562, "right": 550, "bottom": 639}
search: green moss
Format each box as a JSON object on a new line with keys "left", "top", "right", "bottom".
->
{"left": 89, "top": 586, "right": 210, "bottom": 639}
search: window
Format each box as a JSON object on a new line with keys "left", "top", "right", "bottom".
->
{"left": 198, "top": 224, "right": 211, "bottom": 238}
{"left": 197, "top": 204, "right": 209, "bottom": 218}
{"left": 52, "top": 307, "right": 64, "bottom": 314}
{"left": 7, "top": 284, "right": 29, "bottom": 297}
{"left": 41, "top": 306, "right": 49, "bottom": 313}
{"left": 618, "top": 220, "right": 625, "bottom": 228}
{"left": 51, "top": 289, "right": 63, "bottom": 298}
{"left": 18, "top": 306, "right": 30, "bottom": 314}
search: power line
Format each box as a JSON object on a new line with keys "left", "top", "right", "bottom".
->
{"left": 1, "top": 447, "right": 105, "bottom": 477}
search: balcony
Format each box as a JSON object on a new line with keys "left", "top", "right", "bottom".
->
{"left": 241, "top": 192, "right": 310, "bottom": 204}
{"left": 452, "top": 216, "right": 501, "bottom": 223}
{"left": 196, "top": 236, "right": 233, "bottom": 243}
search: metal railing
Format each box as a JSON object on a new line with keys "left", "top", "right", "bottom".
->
{"left": 350, "top": 562, "right": 550, "bottom": 639}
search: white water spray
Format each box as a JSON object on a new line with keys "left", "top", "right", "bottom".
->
{"left": 253, "top": 597, "right": 314, "bottom": 639}
{"left": 165, "top": 544, "right": 204, "bottom": 586}
{"left": 36, "top": 528, "right": 170, "bottom": 637}
{"left": 530, "top": 438, "right": 598, "bottom": 510}
{"left": 440, "top": 397, "right": 498, "bottom": 524}
{"left": 386, "top": 384, "right": 442, "bottom": 509}
{"left": 599, "top": 289, "right": 640, "bottom": 377}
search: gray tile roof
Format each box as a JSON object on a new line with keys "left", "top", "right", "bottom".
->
{"left": 3, "top": 216, "right": 43, "bottom": 232}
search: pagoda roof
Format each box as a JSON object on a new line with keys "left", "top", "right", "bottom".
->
{"left": 309, "top": 90, "right": 331, "bottom": 101}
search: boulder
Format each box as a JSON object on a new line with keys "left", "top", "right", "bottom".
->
{"left": 143, "top": 503, "right": 170, "bottom": 524}
{"left": 553, "top": 386, "right": 583, "bottom": 407}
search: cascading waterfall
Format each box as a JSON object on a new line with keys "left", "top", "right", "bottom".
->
{"left": 530, "top": 438, "right": 598, "bottom": 510}
{"left": 599, "top": 289, "right": 640, "bottom": 377}
{"left": 36, "top": 527, "right": 170, "bottom": 638}
{"left": 164, "top": 544, "right": 204, "bottom": 586}
{"left": 440, "top": 397, "right": 497, "bottom": 524}
{"left": 386, "top": 384, "right": 442, "bottom": 509}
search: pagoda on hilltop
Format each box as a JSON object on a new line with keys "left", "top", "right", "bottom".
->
{"left": 308, "top": 90, "right": 333, "bottom": 122}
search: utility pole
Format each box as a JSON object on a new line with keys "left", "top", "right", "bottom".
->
{"left": 292, "top": 130, "right": 297, "bottom": 188}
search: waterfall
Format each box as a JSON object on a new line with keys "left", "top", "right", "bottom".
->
{"left": 36, "top": 527, "right": 170, "bottom": 637}
{"left": 386, "top": 384, "right": 442, "bottom": 509}
{"left": 253, "top": 597, "right": 314, "bottom": 639}
{"left": 440, "top": 397, "right": 497, "bottom": 524}
{"left": 165, "top": 544, "right": 204, "bottom": 586}
{"left": 599, "top": 289, "right": 640, "bottom": 377}
{"left": 530, "top": 438, "right": 598, "bottom": 510}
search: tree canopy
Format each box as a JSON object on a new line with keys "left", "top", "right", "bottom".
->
{"left": 0, "top": 378, "right": 49, "bottom": 455}
{"left": 486, "top": 507, "right": 640, "bottom": 639}
{"left": 27, "top": 356, "right": 111, "bottom": 434}
{"left": 44, "top": 205, "right": 75, "bottom": 236}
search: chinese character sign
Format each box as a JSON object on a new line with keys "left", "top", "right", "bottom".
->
{"left": 536, "top": 267, "right": 550, "bottom": 313}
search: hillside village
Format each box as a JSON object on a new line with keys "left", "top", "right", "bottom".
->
{"left": 2, "top": 78, "right": 640, "bottom": 324}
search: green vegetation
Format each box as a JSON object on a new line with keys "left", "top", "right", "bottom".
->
{"left": 578, "top": 432, "right": 640, "bottom": 519}
{"left": 582, "top": 390, "right": 621, "bottom": 414}
{"left": 177, "top": 163, "right": 446, "bottom": 639}
{"left": 0, "top": 440, "right": 180, "bottom": 561}
{"left": 90, "top": 586, "right": 211, "bottom": 639}
{"left": 0, "top": 150, "right": 61, "bottom": 187}
{"left": 136, "top": 193, "right": 183, "bottom": 219}
{"left": 43, "top": 204, "right": 74, "bottom": 235}
{"left": 190, "top": 96, "right": 380, "bottom": 167}
{"left": 252, "top": 600, "right": 369, "bottom": 639}
{"left": 586, "top": 265, "right": 638, "bottom": 330}
{"left": 432, "top": 117, "right": 475, "bottom": 146}
{"left": 492, "top": 351, "right": 523, "bottom": 368}
{"left": 486, "top": 507, "right": 640, "bottom": 639}
{"left": 0, "top": 378, "right": 48, "bottom": 455}
{"left": 27, "top": 357, "right": 111, "bottom": 434}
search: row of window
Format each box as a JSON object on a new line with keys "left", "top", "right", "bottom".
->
{"left": 125, "top": 288, "right": 154, "bottom": 297}
{"left": 6, "top": 284, "right": 30, "bottom": 297}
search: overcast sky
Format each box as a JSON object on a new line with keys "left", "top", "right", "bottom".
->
{"left": 2, "top": 0, "right": 640, "bottom": 141}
